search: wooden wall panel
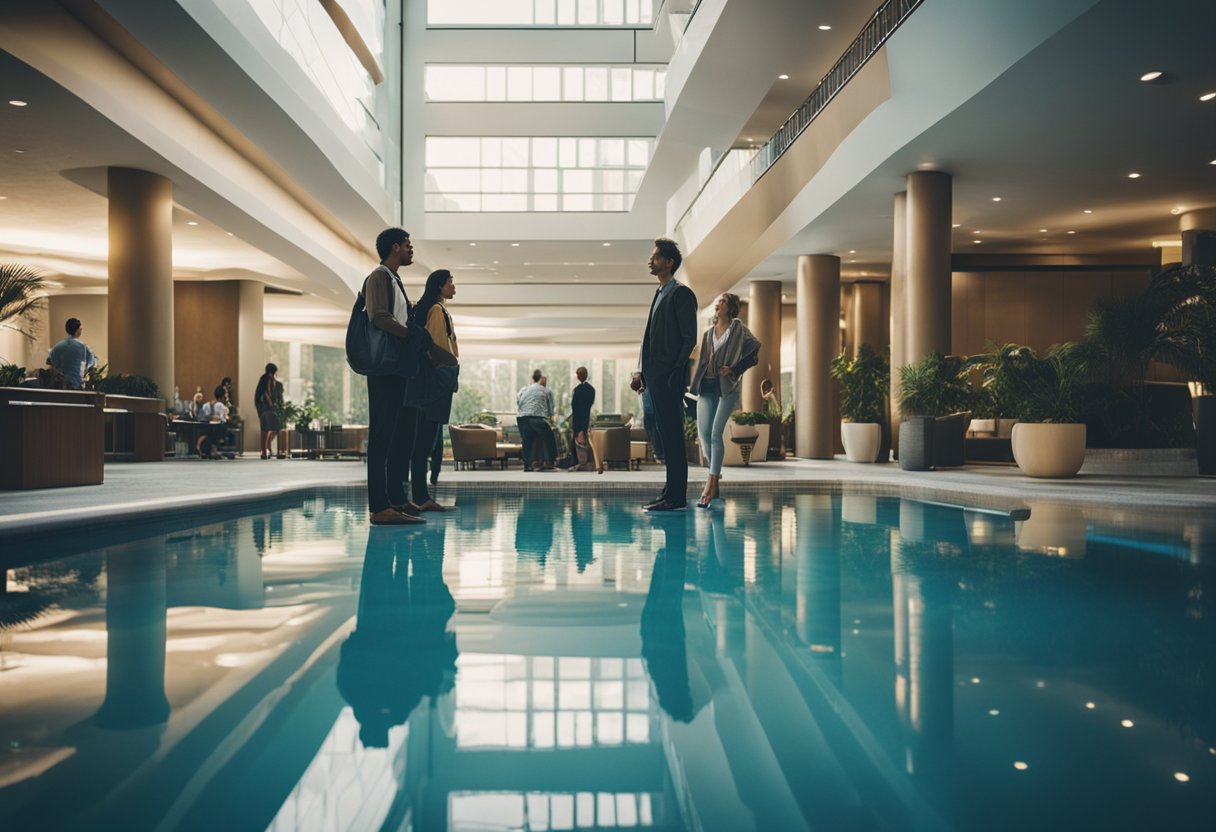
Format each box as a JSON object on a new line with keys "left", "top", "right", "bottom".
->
{"left": 174, "top": 282, "right": 240, "bottom": 402}
{"left": 983, "top": 273, "right": 1025, "bottom": 347}
{"left": 1022, "top": 273, "right": 1064, "bottom": 350}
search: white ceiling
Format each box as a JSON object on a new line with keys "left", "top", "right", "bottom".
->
{"left": 1, "top": 0, "right": 1212, "bottom": 358}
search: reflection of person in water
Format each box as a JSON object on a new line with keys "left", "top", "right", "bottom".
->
{"left": 698, "top": 510, "right": 742, "bottom": 595}
{"left": 336, "top": 525, "right": 457, "bottom": 748}
{"left": 571, "top": 502, "right": 595, "bottom": 573}
{"left": 640, "top": 515, "right": 700, "bottom": 722}
{"left": 515, "top": 496, "right": 557, "bottom": 566}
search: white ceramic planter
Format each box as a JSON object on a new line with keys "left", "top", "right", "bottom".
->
{"left": 841, "top": 421, "right": 882, "bottom": 463}
{"left": 1011, "top": 422, "right": 1087, "bottom": 478}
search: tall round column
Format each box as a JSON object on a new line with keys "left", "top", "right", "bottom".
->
{"left": 1181, "top": 207, "right": 1216, "bottom": 267}
{"left": 890, "top": 192, "right": 907, "bottom": 451}
{"left": 108, "top": 168, "right": 174, "bottom": 401}
{"left": 796, "top": 255, "right": 840, "bottom": 458}
{"left": 850, "top": 281, "right": 886, "bottom": 355}
{"left": 905, "top": 172, "right": 952, "bottom": 362}
{"left": 742, "top": 280, "right": 782, "bottom": 412}
{"left": 237, "top": 281, "right": 265, "bottom": 453}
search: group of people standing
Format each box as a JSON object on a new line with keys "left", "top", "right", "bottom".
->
{"left": 514, "top": 366, "right": 596, "bottom": 472}
{"left": 362, "top": 228, "right": 760, "bottom": 523}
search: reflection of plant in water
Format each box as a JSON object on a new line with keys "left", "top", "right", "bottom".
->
{"left": 0, "top": 561, "right": 104, "bottom": 631}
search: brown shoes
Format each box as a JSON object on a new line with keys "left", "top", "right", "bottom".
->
{"left": 370, "top": 508, "right": 426, "bottom": 525}
{"left": 417, "top": 499, "right": 453, "bottom": 512}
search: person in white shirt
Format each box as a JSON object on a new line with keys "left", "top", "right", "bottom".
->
{"left": 197, "top": 385, "right": 231, "bottom": 459}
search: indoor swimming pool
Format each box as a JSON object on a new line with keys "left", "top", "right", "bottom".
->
{"left": 0, "top": 487, "right": 1212, "bottom": 831}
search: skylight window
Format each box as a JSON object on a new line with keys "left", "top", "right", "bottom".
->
{"left": 426, "top": 65, "right": 666, "bottom": 102}
{"left": 428, "top": 0, "right": 653, "bottom": 26}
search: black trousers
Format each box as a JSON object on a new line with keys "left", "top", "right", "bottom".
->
{"left": 367, "top": 375, "right": 416, "bottom": 512}
{"left": 518, "top": 416, "right": 551, "bottom": 469}
{"left": 430, "top": 426, "right": 444, "bottom": 483}
{"left": 411, "top": 417, "right": 440, "bottom": 504}
{"left": 650, "top": 377, "right": 688, "bottom": 504}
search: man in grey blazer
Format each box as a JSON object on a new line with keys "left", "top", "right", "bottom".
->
{"left": 639, "top": 237, "right": 698, "bottom": 511}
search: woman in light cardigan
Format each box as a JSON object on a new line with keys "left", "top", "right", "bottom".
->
{"left": 689, "top": 293, "right": 760, "bottom": 508}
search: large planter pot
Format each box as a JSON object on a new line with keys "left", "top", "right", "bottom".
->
{"left": 1196, "top": 395, "right": 1216, "bottom": 477}
{"left": 1011, "top": 422, "right": 1087, "bottom": 478}
{"left": 898, "top": 417, "right": 935, "bottom": 471}
{"left": 841, "top": 421, "right": 882, "bottom": 462}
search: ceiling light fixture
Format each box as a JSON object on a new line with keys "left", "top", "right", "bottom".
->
{"left": 1139, "top": 71, "right": 1163, "bottom": 82}
{"left": 1128, "top": 172, "right": 1142, "bottom": 178}
{"left": 1170, "top": 207, "right": 1182, "bottom": 215}
{"left": 1067, "top": 230, "right": 1076, "bottom": 234}
{"left": 8, "top": 100, "right": 27, "bottom": 107}
{"left": 1210, "top": 159, "right": 1216, "bottom": 165}
{"left": 991, "top": 196, "right": 1002, "bottom": 202}
{"left": 1039, "top": 228, "right": 1048, "bottom": 233}
{"left": 849, "top": 249, "right": 856, "bottom": 253}
{"left": 973, "top": 240, "right": 982, "bottom": 244}
{"left": 469, "top": 242, "right": 477, "bottom": 246}
{"left": 818, "top": 24, "right": 831, "bottom": 30}
{"left": 952, "top": 223, "right": 960, "bottom": 228}
{"left": 1201, "top": 92, "right": 1216, "bottom": 101}
{"left": 972, "top": 230, "right": 982, "bottom": 235}
{"left": 1083, "top": 209, "right": 1093, "bottom": 214}
{"left": 226, "top": 232, "right": 234, "bottom": 236}
{"left": 14, "top": 149, "right": 25, "bottom": 154}
{"left": 186, "top": 221, "right": 198, "bottom": 226}
{"left": 602, "top": 242, "right": 611, "bottom": 246}
{"left": 511, "top": 242, "right": 520, "bottom": 246}
{"left": 778, "top": 74, "right": 789, "bottom": 80}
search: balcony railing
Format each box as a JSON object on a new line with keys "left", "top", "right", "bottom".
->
{"left": 675, "top": 0, "right": 924, "bottom": 235}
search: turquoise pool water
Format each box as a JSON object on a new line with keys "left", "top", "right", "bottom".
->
{"left": 0, "top": 488, "right": 1213, "bottom": 831}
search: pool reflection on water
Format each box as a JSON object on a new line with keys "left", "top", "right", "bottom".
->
{"left": 0, "top": 489, "right": 1213, "bottom": 831}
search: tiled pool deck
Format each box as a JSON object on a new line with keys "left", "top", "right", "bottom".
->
{"left": 2, "top": 456, "right": 1212, "bottom": 539}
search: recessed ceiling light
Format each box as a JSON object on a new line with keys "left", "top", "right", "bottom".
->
{"left": 1013, "top": 762, "right": 1029, "bottom": 771}
{"left": 226, "top": 231, "right": 234, "bottom": 236}
{"left": 972, "top": 240, "right": 982, "bottom": 244}
{"left": 1128, "top": 172, "right": 1142, "bottom": 178}
{"left": 1174, "top": 772, "right": 1191, "bottom": 783}
{"left": 492, "top": 260, "right": 499, "bottom": 264}
{"left": 1039, "top": 228, "right": 1048, "bottom": 233}
{"left": 469, "top": 242, "right": 476, "bottom": 246}
{"left": 511, "top": 242, "right": 520, "bottom": 246}
{"left": 1210, "top": 159, "right": 1216, "bottom": 165}
{"left": 991, "top": 196, "right": 1002, "bottom": 202}
{"left": 778, "top": 74, "right": 789, "bottom": 80}
{"left": 14, "top": 148, "right": 25, "bottom": 154}
{"left": 1170, "top": 207, "right": 1182, "bottom": 215}
{"left": 1067, "top": 230, "right": 1076, "bottom": 234}
{"left": 972, "top": 230, "right": 982, "bottom": 235}
{"left": 1140, "top": 71, "right": 1163, "bottom": 82}
{"left": 1202, "top": 92, "right": 1216, "bottom": 101}
{"left": 0, "top": 196, "right": 6, "bottom": 200}
{"left": 848, "top": 249, "right": 856, "bottom": 253}
{"left": 1083, "top": 209, "right": 1093, "bottom": 214}
{"left": 602, "top": 242, "right": 611, "bottom": 246}
{"left": 8, "top": 100, "right": 27, "bottom": 107}
{"left": 818, "top": 25, "right": 831, "bottom": 30}
{"left": 951, "top": 223, "right": 960, "bottom": 228}
{"left": 1121, "top": 719, "right": 1134, "bottom": 728}
{"left": 527, "top": 275, "right": 534, "bottom": 278}
{"left": 186, "top": 221, "right": 198, "bottom": 226}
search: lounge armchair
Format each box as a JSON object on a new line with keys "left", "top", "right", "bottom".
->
{"left": 450, "top": 424, "right": 504, "bottom": 470}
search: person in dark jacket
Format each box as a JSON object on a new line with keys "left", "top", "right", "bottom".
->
{"left": 639, "top": 237, "right": 697, "bottom": 511}
{"left": 570, "top": 365, "right": 595, "bottom": 435}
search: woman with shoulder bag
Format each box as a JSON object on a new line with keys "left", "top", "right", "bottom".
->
{"left": 409, "top": 269, "right": 460, "bottom": 512}
{"left": 689, "top": 293, "right": 760, "bottom": 508}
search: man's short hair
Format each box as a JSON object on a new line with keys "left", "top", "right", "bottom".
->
{"left": 65, "top": 317, "right": 81, "bottom": 335}
{"left": 576, "top": 366, "right": 588, "bottom": 380}
{"left": 375, "top": 227, "right": 409, "bottom": 262}
{"left": 213, "top": 385, "right": 226, "bottom": 399}
{"left": 653, "top": 237, "right": 682, "bottom": 274}
{"left": 532, "top": 369, "right": 542, "bottom": 382}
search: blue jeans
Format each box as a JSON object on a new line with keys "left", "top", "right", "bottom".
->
{"left": 696, "top": 383, "right": 740, "bottom": 476}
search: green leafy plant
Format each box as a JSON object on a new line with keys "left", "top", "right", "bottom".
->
{"left": 470, "top": 410, "right": 499, "bottom": 426}
{"left": 1153, "top": 263, "right": 1216, "bottom": 393}
{"left": 683, "top": 415, "right": 699, "bottom": 441}
{"left": 1003, "top": 342, "right": 1090, "bottom": 424}
{"left": 88, "top": 367, "right": 160, "bottom": 399}
{"left": 964, "top": 342, "right": 1033, "bottom": 420}
{"left": 898, "top": 352, "right": 971, "bottom": 418}
{"left": 0, "top": 263, "right": 45, "bottom": 348}
{"left": 35, "top": 366, "right": 67, "bottom": 389}
{"left": 730, "top": 410, "right": 770, "bottom": 426}
{"left": 830, "top": 343, "right": 889, "bottom": 423}
{"left": 0, "top": 363, "right": 26, "bottom": 387}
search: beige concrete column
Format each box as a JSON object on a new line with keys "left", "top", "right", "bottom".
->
{"left": 890, "top": 191, "right": 907, "bottom": 450}
{"left": 237, "top": 281, "right": 265, "bottom": 452}
{"left": 742, "top": 279, "right": 782, "bottom": 412}
{"left": 796, "top": 255, "right": 840, "bottom": 458}
{"left": 108, "top": 168, "right": 174, "bottom": 403}
{"left": 851, "top": 282, "right": 887, "bottom": 355}
{"left": 1180, "top": 207, "right": 1216, "bottom": 267}
{"left": 905, "top": 172, "right": 952, "bottom": 362}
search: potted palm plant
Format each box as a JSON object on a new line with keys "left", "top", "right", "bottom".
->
{"left": 830, "top": 343, "right": 889, "bottom": 462}
{"left": 1153, "top": 263, "right": 1216, "bottom": 475}
{"left": 1007, "top": 342, "right": 1090, "bottom": 478}
{"left": 897, "top": 352, "right": 971, "bottom": 471}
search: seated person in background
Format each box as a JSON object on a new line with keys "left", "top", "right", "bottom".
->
{"left": 196, "top": 385, "right": 231, "bottom": 459}
{"left": 188, "top": 391, "right": 207, "bottom": 420}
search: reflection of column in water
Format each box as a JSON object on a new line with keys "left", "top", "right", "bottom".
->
{"left": 95, "top": 538, "right": 170, "bottom": 730}
{"left": 891, "top": 529, "right": 954, "bottom": 797}
{"left": 794, "top": 495, "right": 841, "bottom": 679}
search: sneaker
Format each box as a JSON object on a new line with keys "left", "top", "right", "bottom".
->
{"left": 370, "top": 509, "right": 426, "bottom": 525}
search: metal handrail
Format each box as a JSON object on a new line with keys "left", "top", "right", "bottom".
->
{"left": 675, "top": 0, "right": 924, "bottom": 233}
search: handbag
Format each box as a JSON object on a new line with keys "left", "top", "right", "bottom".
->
{"left": 346, "top": 270, "right": 430, "bottom": 378}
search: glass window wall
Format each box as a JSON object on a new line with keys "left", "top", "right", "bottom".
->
{"left": 428, "top": 0, "right": 653, "bottom": 26}
{"left": 426, "top": 65, "right": 665, "bottom": 102}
